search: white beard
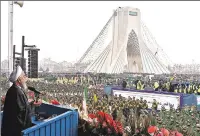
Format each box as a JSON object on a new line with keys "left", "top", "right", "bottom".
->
{"left": 21, "top": 82, "right": 28, "bottom": 92}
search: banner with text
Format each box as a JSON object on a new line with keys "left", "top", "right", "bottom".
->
{"left": 112, "top": 89, "right": 181, "bottom": 110}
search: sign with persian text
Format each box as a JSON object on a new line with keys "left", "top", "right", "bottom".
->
{"left": 113, "top": 89, "right": 180, "bottom": 110}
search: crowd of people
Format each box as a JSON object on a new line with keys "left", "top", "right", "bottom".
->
{"left": 1, "top": 72, "right": 200, "bottom": 136}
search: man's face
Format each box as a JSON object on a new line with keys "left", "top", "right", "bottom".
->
{"left": 18, "top": 72, "right": 28, "bottom": 84}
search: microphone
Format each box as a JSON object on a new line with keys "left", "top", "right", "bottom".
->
{"left": 28, "top": 87, "right": 42, "bottom": 94}
{"left": 28, "top": 86, "right": 44, "bottom": 104}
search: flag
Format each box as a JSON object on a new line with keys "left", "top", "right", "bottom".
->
{"left": 84, "top": 86, "right": 88, "bottom": 102}
{"left": 83, "top": 87, "right": 88, "bottom": 116}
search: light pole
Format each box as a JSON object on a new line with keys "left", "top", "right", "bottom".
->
{"left": 8, "top": 1, "right": 23, "bottom": 86}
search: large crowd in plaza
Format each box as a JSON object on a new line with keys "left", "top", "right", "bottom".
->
{"left": 1, "top": 73, "right": 200, "bottom": 136}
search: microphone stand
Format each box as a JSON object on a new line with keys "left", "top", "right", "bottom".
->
{"left": 28, "top": 86, "right": 42, "bottom": 121}
{"left": 29, "top": 92, "right": 40, "bottom": 121}
{"left": 34, "top": 93, "right": 40, "bottom": 121}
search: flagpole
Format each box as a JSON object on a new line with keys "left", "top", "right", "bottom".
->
{"left": 83, "top": 86, "right": 88, "bottom": 117}
{"left": 8, "top": 1, "right": 24, "bottom": 86}
{"left": 8, "top": 1, "right": 14, "bottom": 86}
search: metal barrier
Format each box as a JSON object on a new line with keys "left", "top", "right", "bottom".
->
{"left": 1, "top": 103, "right": 78, "bottom": 136}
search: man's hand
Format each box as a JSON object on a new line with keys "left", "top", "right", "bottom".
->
{"left": 33, "top": 99, "right": 42, "bottom": 107}
{"left": 28, "top": 99, "right": 35, "bottom": 105}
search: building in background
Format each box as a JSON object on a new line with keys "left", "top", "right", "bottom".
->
{"left": 77, "top": 7, "right": 172, "bottom": 74}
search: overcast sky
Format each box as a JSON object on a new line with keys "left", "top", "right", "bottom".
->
{"left": 1, "top": 1, "right": 200, "bottom": 64}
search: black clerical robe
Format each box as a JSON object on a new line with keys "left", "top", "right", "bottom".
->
{"left": 1, "top": 83, "right": 32, "bottom": 136}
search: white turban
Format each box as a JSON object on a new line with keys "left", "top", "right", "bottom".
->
{"left": 9, "top": 66, "right": 23, "bottom": 83}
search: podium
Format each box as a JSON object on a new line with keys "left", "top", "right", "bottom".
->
{"left": 1, "top": 103, "right": 78, "bottom": 136}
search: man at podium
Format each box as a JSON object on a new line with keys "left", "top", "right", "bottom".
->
{"left": 1, "top": 66, "right": 32, "bottom": 136}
